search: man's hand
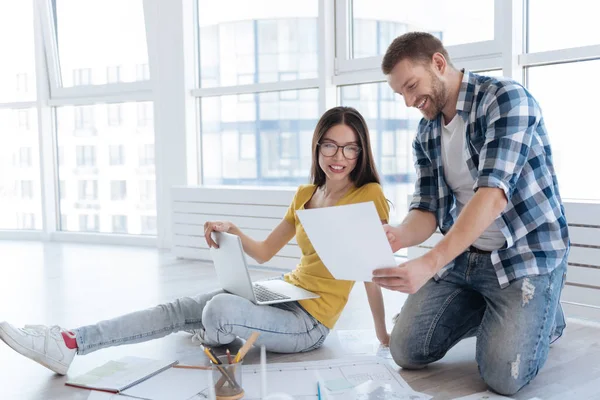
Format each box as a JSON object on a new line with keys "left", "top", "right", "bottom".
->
{"left": 383, "top": 224, "right": 403, "bottom": 252}
{"left": 372, "top": 253, "right": 440, "bottom": 294}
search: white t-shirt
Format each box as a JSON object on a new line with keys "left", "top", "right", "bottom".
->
{"left": 441, "top": 114, "right": 506, "bottom": 251}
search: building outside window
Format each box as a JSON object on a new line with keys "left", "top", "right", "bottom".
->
{"left": 74, "top": 106, "right": 95, "bottom": 130}
{"left": 112, "top": 215, "right": 128, "bottom": 233}
{"left": 109, "top": 145, "right": 125, "bottom": 166}
{"left": 140, "top": 215, "right": 157, "bottom": 235}
{"left": 75, "top": 145, "right": 96, "bottom": 167}
{"left": 20, "top": 180, "right": 33, "bottom": 199}
{"left": 107, "top": 65, "right": 122, "bottom": 83}
{"left": 107, "top": 104, "right": 123, "bottom": 126}
{"left": 78, "top": 180, "right": 98, "bottom": 201}
{"left": 138, "top": 144, "right": 154, "bottom": 166}
{"left": 78, "top": 214, "right": 100, "bottom": 232}
{"left": 110, "top": 180, "right": 127, "bottom": 200}
{"left": 73, "top": 68, "right": 92, "bottom": 85}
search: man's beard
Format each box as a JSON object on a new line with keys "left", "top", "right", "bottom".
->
{"left": 422, "top": 73, "right": 448, "bottom": 120}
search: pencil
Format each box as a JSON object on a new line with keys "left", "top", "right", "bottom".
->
{"left": 201, "top": 345, "right": 219, "bottom": 364}
{"left": 206, "top": 347, "right": 221, "bottom": 364}
{"left": 173, "top": 365, "right": 211, "bottom": 370}
{"left": 202, "top": 346, "right": 239, "bottom": 388}
{"left": 317, "top": 381, "right": 322, "bottom": 400}
{"left": 234, "top": 331, "right": 260, "bottom": 363}
{"left": 226, "top": 349, "right": 233, "bottom": 364}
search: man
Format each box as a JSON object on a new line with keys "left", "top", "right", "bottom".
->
{"left": 372, "top": 32, "right": 569, "bottom": 395}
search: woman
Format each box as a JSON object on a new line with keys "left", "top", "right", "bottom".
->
{"left": 0, "top": 106, "right": 391, "bottom": 375}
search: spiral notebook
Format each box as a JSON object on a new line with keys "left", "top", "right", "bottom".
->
{"left": 65, "top": 356, "right": 178, "bottom": 393}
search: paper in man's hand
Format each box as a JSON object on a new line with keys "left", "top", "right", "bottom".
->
{"left": 296, "top": 201, "right": 396, "bottom": 282}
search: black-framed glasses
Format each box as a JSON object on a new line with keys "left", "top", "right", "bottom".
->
{"left": 317, "top": 142, "right": 362, "bottom": 160}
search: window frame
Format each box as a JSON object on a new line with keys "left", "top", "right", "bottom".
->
{"left": 36, "top": 0, "right": 152, "bottom": 102}
{"left": 3, "top": 0, "right": 598, "bottom": 251}
{"left": 333, "top": 0, "right": 507, "bottom": 86}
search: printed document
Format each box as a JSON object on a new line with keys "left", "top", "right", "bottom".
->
{"left": 296, "top": 201, "right": 396, "bottom": 282}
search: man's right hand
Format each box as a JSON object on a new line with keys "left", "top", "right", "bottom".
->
{"left": 383, "top": 224, "right": 403, "bottom": 252}
{"left": 204, "top": 221, "right": 235, "bottom": 248}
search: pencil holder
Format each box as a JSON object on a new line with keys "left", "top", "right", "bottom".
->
{"left": 211, "top": 355, "right": 244, "bottom": 400}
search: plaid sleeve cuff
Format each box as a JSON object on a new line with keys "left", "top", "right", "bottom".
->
{"left": 473, "top": 175, "right": 512, "bottom": 200}
{"left": 409, "top": 196, "right": 438, "bottom": 213}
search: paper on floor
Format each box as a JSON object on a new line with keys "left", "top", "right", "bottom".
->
{"left": 121, "top": 367, "right": 211, "bottom": 400}
{"left": 296, "top": 202, "right": 396, "bottom": 282}
{"left": 241, "top": 356, "right": 430, "bottom": 400}
{"left": 340, "top": 380, "right": 429, "bottom": 400}
{"left": 87, "top": 392, "right": 138, "bottom": 400}
{"left": 337, "top": 329, "right": 393, "bottom": 359}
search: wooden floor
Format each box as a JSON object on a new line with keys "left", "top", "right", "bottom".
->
{"left": 1, "top": 241, "right": 599, "bottom": 400}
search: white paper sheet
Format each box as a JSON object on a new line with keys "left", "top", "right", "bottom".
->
{"left": 121, "top": 367, "right": 210, "bottom": 400}
{"left": 87, "top": 392, "right": 118, "bottom": 400}
{"left": 336, "top": 330, "right": 393, "bottom": 359}
{"left": 296, "top": 202, "right": 397, "bottom": 282}
{"left": 87, "top": 392, "right": 138, "bottom": 400}
{"left": 240, "top": 356, "right": 430, "bottom": 400}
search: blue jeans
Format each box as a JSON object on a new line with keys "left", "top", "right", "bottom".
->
{"left": 74, "top": 290, "right": 329, "bottom": 355}
{"left": 390, "top": 250, "right": 566, "bottom": 396}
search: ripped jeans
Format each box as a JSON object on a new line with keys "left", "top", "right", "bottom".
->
{"left": 74, "top": 290, "right": 329, "bottom": 355}
{"left": 390, "top": 250, "right": 566, "bottom": 396}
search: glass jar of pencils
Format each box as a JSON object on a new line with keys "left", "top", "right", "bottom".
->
{"left": 211, "top": 355, "right": 244, "bottom": 400}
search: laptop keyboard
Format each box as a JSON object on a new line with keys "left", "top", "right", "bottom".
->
{"left": 253, "top": 283, "right": 291, "bottom": 302}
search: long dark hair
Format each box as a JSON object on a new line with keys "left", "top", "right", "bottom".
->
{"left": 310, "top": 106, "right": 381, "bottom": 188}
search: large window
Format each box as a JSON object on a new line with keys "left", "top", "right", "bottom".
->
{"left": 54, "top": 0, "right": 149, "bottom": 87}
{"left": 528, "top": 0, "right": 599, "bottom": 52}
{"left": 527, "top": 60, "right": 600, "bottom": 200}
{"left": 56, "top": 102, "right": 156, "bottom": 235}
{"left": 197, "top": 0, "right": 318, "bottom": 87}
{"left": 351, "top": 0, "right": 494, "bottom": 58}
{"left": 200, "top": 89, "right": 319, "bottom": 185}
{"left": 341, "top": 83, "right": 421, "bottom": 223}
{"left": 0, "top": 1, "right": 36, "bottom": 102}
{"left": 0, "top": 1, "right": 41, "bottom": 231}
{"left": 0, "top": 109, "right": 41, "bottom": 230}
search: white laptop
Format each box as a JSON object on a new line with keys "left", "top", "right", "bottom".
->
{"left": 210, "top": 232, "right": 320, "bottom": 305}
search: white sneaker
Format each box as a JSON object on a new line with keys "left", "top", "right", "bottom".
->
{"left": 0, "top": 322, "right": 76, "bottom": 375}
{"left": 187, "top": 328, "right": 220, "bottom": 347}
{"left": 189, "top": 328, "right": 208, "bottom": 344}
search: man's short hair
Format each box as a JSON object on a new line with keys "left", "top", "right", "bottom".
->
{"left": 381, "top": 32, "right": 452, "bottom": 74}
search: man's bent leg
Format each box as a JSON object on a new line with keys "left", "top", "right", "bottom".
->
{"left": 390, "top": 253, "right": 486, "bottom": 369}
{"left": 474, "top": 254, "right": 567, "bottom": 396}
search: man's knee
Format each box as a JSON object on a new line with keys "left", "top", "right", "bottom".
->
{"left": 478, "top": 351, "right": 535, "bottom": 396}
{"left": 389, "top": 322, "right": 430, "bottom": 370}
{"left": 480, "top": 368, "right": 529, "bottom": 396}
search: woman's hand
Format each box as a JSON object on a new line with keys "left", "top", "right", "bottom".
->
{"left": 204, "top": 221, "right": 235, "bottom": 248}
{"left": 377, "top": 330, "right": 390, "bottom": 347}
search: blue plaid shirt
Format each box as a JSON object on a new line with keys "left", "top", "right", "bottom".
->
{"left": 410, "top": 70, "right": 569, "bottom": 288}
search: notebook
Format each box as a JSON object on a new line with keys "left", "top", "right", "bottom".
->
{"left": 65, "top": 356, "right": 178, "bottom": 393}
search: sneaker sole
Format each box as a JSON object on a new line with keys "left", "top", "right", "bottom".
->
{"left": 0, "top": 324, "right": 69, "bottom": 375}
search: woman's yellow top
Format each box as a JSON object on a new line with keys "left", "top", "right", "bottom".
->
{"left": 283, "top": 183, "right": 390, "bottom": 329}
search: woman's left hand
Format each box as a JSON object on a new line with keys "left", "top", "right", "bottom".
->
{"left": 377, "top": 331, "right": 390, "bottom": 347}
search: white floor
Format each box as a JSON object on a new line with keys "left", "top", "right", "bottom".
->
{"left": 1, "top": 241, "right": 599, "bottom": 400}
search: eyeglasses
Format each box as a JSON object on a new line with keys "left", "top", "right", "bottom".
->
{"left": 317, "top": 142, "right": 362, "bottom": 160}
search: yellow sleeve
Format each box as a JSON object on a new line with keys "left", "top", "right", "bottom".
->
{"left": 284, "top": 185, "right": 310, "bottom": 224}
{"left": 283, "top": 191, "right": 297, "bottom": 224}
{"left": 362, "top": 183, "right": 390, "bottom": 222}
